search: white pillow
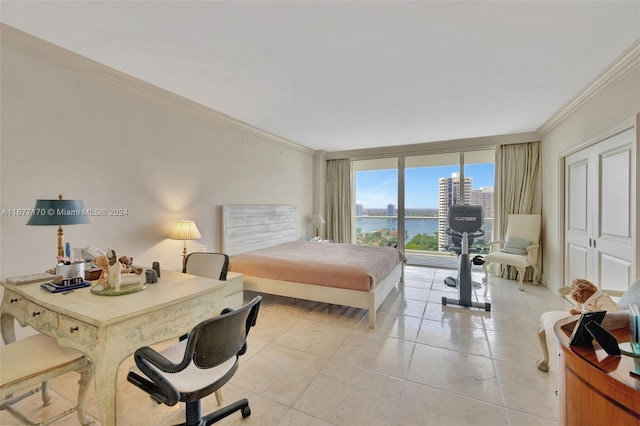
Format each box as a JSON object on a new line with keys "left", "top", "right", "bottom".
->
{"left": 500, "top": 237, "right": 533, "bottom": 255}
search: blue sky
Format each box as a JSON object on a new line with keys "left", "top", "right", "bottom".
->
{"left": 356, "top": 163, "right": 494, "bottom": 209}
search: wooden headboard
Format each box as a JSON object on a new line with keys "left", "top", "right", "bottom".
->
{"left": 222, "top": 204, "right": 298, "bottom": 256}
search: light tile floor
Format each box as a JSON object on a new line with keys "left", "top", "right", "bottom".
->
{"left": 1, "top": 266, "right": 574, "bottom": 425}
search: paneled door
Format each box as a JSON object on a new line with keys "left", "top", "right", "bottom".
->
{"left": 564, "top": 127, "right": 636, "bottom": 292}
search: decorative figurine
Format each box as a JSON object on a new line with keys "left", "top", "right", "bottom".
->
{"left": 107, "top": 249, "right": 123, "bottom": 292}
{"left": 92, "top": 248, "right": 145, "bottom": 294}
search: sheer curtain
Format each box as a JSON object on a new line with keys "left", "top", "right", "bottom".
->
{"left": 494, "top": 141, "right": 541, "bottom": 279}
{"left": 325, "top": 159, "right": 352, "bottom": 243}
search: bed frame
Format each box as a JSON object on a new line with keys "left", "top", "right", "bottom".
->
{"left": 222, "top": 204, "right": 404, "bottom": 328}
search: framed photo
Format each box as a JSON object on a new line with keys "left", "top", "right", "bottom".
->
{"left": 569, "top": 310, "right": 607, "bottom": 346}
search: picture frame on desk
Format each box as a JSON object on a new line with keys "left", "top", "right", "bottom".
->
{"left": 566, "top": 310, "right": 607, "bottom": 346}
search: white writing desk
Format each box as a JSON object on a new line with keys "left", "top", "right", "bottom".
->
{"left": 0, "top": 270, "right": 225, "bottom": 425}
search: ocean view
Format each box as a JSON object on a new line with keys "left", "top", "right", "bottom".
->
{"left": 356, "top": 216, "right": 440, "bottom": 242}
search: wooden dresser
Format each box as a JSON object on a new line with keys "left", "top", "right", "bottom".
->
{"left": 554, "top": 311, "right": 640, "bottom": 425}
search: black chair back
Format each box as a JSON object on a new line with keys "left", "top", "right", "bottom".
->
{"left": 191, "top": 296, "right": 260, "bottom": 369}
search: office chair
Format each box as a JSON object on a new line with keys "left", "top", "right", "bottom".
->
{"left": 127, "top": 296, "right": 261, "bottom": 426}
{"left": 181, "top": 251, "right": 231, "bottom": 405}
{"left": 183, "top": 252, "right": 229, "bottom": 281}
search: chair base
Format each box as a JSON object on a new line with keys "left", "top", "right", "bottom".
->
{"left": 177, "top": 398, "right": 251, "bottom": 426}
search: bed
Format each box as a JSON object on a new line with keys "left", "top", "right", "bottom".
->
{"left": 222, "top": 204, "right": 405, "bottom": 328}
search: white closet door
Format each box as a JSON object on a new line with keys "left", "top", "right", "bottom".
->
{"left": 564, "top": 128, "right": 636, "bottom": 292}
{"left": 565, "top": 150, "right": 591, "bottom": 281}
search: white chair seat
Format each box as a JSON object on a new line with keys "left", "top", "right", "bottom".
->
{"left": 484, "top": 251, "right": 530, "bottom": 269}
{"left": 130, "top": 340, "right": 236, "bottom": 394}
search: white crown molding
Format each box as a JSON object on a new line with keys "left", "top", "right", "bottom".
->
{"left": 0, "top": 24, "right": 314, "bottom": 156}
{"left": 327, "top": 131, "right": 539, "bottom": 160}
{"left": 537, "top": 38, "right": 640, "bottom": 137}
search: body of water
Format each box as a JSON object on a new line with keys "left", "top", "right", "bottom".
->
{"left": 356, "top": 217, "right": 440, "bottom": 242}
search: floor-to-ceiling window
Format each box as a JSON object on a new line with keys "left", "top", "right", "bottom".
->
{"left": 354, "top": 149, "right": 495, "bottom": 267}
{"left": 353, "top": 158, "right": 398, "bottom": 247}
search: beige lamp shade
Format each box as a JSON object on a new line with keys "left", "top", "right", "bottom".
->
{"left": 169, "top": 220, "right": 202, "bottom": 241}
{"left": 169, "top": 220, "right": 202, "bottom": 265}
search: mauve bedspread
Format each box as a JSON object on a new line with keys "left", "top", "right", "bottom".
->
{"left": 229, "top": 241, "right": 405, "bottom": 291}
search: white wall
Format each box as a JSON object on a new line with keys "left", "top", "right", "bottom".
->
{"left": 540, "top": 64, "right": 640, "bottom": 292}
{"left": 0, "top": 26, "right": 314, "bottom": 277}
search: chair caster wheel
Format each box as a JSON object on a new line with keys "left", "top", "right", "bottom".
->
{"left": 485, "top": 303, "right": 491, "bottom": 312}
{"left": 442, "top": 296, "right": 447, "bottom": 306}
{"left": 242, "top": 406, "right": 251, "bottom": 418}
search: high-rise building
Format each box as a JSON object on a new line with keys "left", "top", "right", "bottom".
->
{"left": 356, "top": 204, "right": 364, "bottom": 216}
{"left": 438, "top": 173, "right": 472, "bottom": 250}
{"left": 387, "top": 204, "right": 395, "bottom": 217}
{"left": 471, "top": 187, "right": 494, "bottom": 243}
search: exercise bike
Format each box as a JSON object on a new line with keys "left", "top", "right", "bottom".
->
{"left": 441, "top": 205, "right": 491, "bottom": 311}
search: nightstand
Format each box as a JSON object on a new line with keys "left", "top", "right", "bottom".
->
{"left": 224, "top": 272, "right": 244, "bottom": 309}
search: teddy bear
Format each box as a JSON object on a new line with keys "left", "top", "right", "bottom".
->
{"left": 562, "top": 278, "right": 622, "bottom": 315}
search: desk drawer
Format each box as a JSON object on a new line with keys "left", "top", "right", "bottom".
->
{"left": 3, "top": 290, "right": 58, "bottom": 333}
{"left": 25, "top": 301, "right": 58, "bottom": 335}
{"left": 3, "top": 289, "right": 30, "bottom": 323}
{"left": 59, "top": 315, "right": 98, "bottom": 347}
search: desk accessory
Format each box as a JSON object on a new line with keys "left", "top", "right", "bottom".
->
{"left": 41, "top": 280, "right": 91, "bottom": 293}
{"left": 152, "top": 261, "right": 161, "bottom": 278}
{"left": 630, "top": 304, "right": 640, "bottom": 353}
{"left": 585, "top": 320, "right": 621, "bottom": 356}
{"left": 25, "top": 194, "right": 90, "bottom": 257}
{"left": 6, "top": 272, "right": 55, "bottom": 285}
{"left": 145, "top": 269, "right": 158, "bottom": 283}
{"left": 55, "top": 261, "right": 85, "bottom": 279}
{"left": 91, "top": 282, "right": 147, "bottom": 296}
{"left": 569, "top": 310, "right": 607, "bottom": 346}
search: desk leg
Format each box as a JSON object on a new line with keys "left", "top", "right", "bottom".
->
{"left": 1, "top": 313, "right": 16, "bottom": 344}
{"left": 92, "top": 358, "right": 119, "bottom": 426}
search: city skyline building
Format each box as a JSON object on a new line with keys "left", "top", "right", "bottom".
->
{"left": 471, "top": 186, "right": 494, "bottom": 243}
{"left": 438, "top": 173, "right": 472, "bottom": 250}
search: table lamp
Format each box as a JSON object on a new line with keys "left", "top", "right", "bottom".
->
{"left": 169, "top": 220, "right": 202, "bottom": 264}
{"left": 26, "top": 194, "right": 90, "bottom": 257}
{"left": 311, "top": 213, "right": 325, "bottom": 238}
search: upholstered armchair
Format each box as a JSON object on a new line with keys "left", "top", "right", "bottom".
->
{"left": 482, "top": 214, "right": 541, "bottom": 291}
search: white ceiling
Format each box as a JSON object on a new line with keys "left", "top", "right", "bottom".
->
{"left": 1, "top": 1, "right": 639, "bottom": 152}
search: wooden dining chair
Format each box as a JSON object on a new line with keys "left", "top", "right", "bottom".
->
{"left": 0, "top": 333, "right": 93, "bottom": 425}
